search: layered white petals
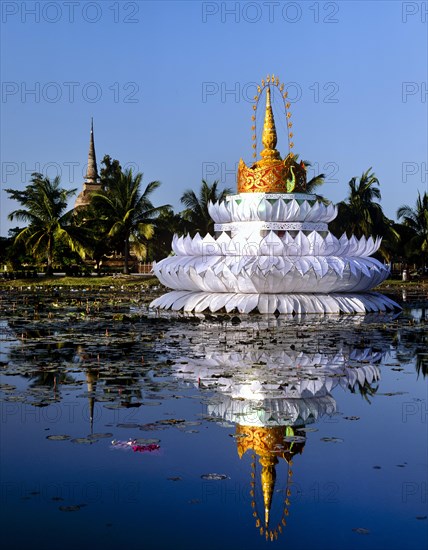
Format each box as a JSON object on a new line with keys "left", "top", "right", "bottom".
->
{"left": 152, "top": 192, "right": 398, "bottom": 314}
{"left": 170, "top": 231, "right": 382, "bottom": 258}
{"left": 151, "top": 291, "right": 398, "bottom": 314}
{"left": 153, "top": 254, "right": 390, "bottom": 294}
{"left": 209, "top": 196, "right": 337, "bottom": 224}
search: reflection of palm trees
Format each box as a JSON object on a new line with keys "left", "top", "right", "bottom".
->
{"left": 347, "top": 378, "right": 379, "bottom": 403}
{"left": 394, "top": 326, "right": 427, "bottom": 378}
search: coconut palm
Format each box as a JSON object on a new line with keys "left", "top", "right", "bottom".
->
{"left": 6, "top": 173, "right": 82, "bottom": 274}
{"left": 181, "top": 179, "right": 232, "bottom": 236}
{"left": 330, "top": 168, "right": 384, "bottom": 237}
{"left": 397, "top": 192, "right": 428, "bottom": 269}
{"left": 329, "top": 168, "right": 398, "bottom": 259}
{"left": 91, "top": 169, "right": 168, "bottom": 274}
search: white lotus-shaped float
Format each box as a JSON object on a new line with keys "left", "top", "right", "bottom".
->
{"left": 151, "top": 81, "right": 400, "bottom": 314}
{"left": 151, "top": 193, "right": 398, "bottom": 314}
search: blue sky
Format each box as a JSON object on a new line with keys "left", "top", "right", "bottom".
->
{"left": 1, "top": 0, "right": 427, "bottom": 236}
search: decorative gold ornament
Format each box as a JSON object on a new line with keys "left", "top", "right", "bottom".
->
{"left": 236, "top": 424, "right": 306, "bottom": 542}
{"left": 238, "top": 77, "right": 306, "bottom": 194}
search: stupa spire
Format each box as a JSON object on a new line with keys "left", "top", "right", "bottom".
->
{"left": 261, "top": 86, "right": 278, "bottom": 153}
{"left": 86, "top": 118, "right": 99, "bottom": 183}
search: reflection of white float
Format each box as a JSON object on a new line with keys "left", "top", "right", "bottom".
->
{"left": 174, "top": 348, "right": 381, "bottom": 427}
{"left": 151, "top": 79, "right": 399, "bottom": 314}
{"left": 171, "top": 337, "right": 383, "bottom": 542}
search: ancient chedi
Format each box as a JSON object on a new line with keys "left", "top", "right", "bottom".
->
{"left": 151, "top": 75, "right": 399, "bottom": 314}
{"left": 75, "top": 119, "right": 102, "bottom": 209}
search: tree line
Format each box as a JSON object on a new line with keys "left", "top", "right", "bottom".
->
{"left": 1, "top": 155, "right": 427, "bottom": 276}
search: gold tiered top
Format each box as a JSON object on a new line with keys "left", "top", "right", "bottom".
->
{"left": 237, "top": 80, "right": 307, "bottom": 194}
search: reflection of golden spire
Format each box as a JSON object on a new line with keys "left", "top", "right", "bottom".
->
{"left": 236, "top": 424, "right": 305, "bottom": 541}
{"left": 260, "top": 455, "right": 277, "bottom": 527}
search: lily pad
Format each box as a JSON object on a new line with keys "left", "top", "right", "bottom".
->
{"left": 284, "top": 435, "right": 306, "bottom": 443}
{"left": 87, "top": 433, "right": 113, "bottom": 439}
{"left": 320, "top": 437, "right": 344, "bottom": 443}
{"left": 46, "top": 434, "right": 71, "bottom": 441}
{"left": 201, "top": 473, "right": 228, "bottom": 480}
{"left": 352, "top": 527, "right": 370, "bottom": 535}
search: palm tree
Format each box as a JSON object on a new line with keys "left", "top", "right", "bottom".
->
{"left": 397, "top": 192, "right": 428, "bottom": 270}
{"left": 331, "top": 168, "right": 383, "bottom": 237}
{"left": 91, "top": 169, "right": 168, "bottom": 274}
{"left": 291, "top": 155, "right": 327, "bottom": 202}
{"left": 329, "top": 168, "right": 398, "bottom": 259}
{"left": 180, "top": 179, "right": 232, "bottom": 236}
{"left": 6, "top": 173, "right": 82, "bottom": 274}
{"left": 147, "top": 207, "right": 186, "bottom": 261}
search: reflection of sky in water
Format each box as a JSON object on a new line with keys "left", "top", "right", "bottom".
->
{"left": 0, "top": 306, "right": 427, "bottom": 550}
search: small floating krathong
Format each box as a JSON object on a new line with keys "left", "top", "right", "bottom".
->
{"left": 111, "top": 439, "right": 160, "bottom": 453}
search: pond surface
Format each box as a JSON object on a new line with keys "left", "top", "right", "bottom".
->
{"left": 0, "top": 288, "right": 427, "bottom": 550}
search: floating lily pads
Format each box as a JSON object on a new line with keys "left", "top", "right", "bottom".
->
{"left": 46, "top": 434, "right": 71, "bottom": 441}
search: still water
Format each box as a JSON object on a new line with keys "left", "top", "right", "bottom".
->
{"left": 0, "top": 288, "right": 427, "bottom": 550}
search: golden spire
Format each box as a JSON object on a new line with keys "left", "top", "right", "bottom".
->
{"left": 262, "top": 87, "right": 278, "bottom": 151}
{"left": 260, "top": 86, "right": 281, "bottom": 163}
{"left": 237, "top": 75, "right": 307, "bottom": 193}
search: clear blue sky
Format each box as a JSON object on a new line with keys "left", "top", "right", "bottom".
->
{"left": 1, "top": 0, "right": 427, "bottom": 236}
